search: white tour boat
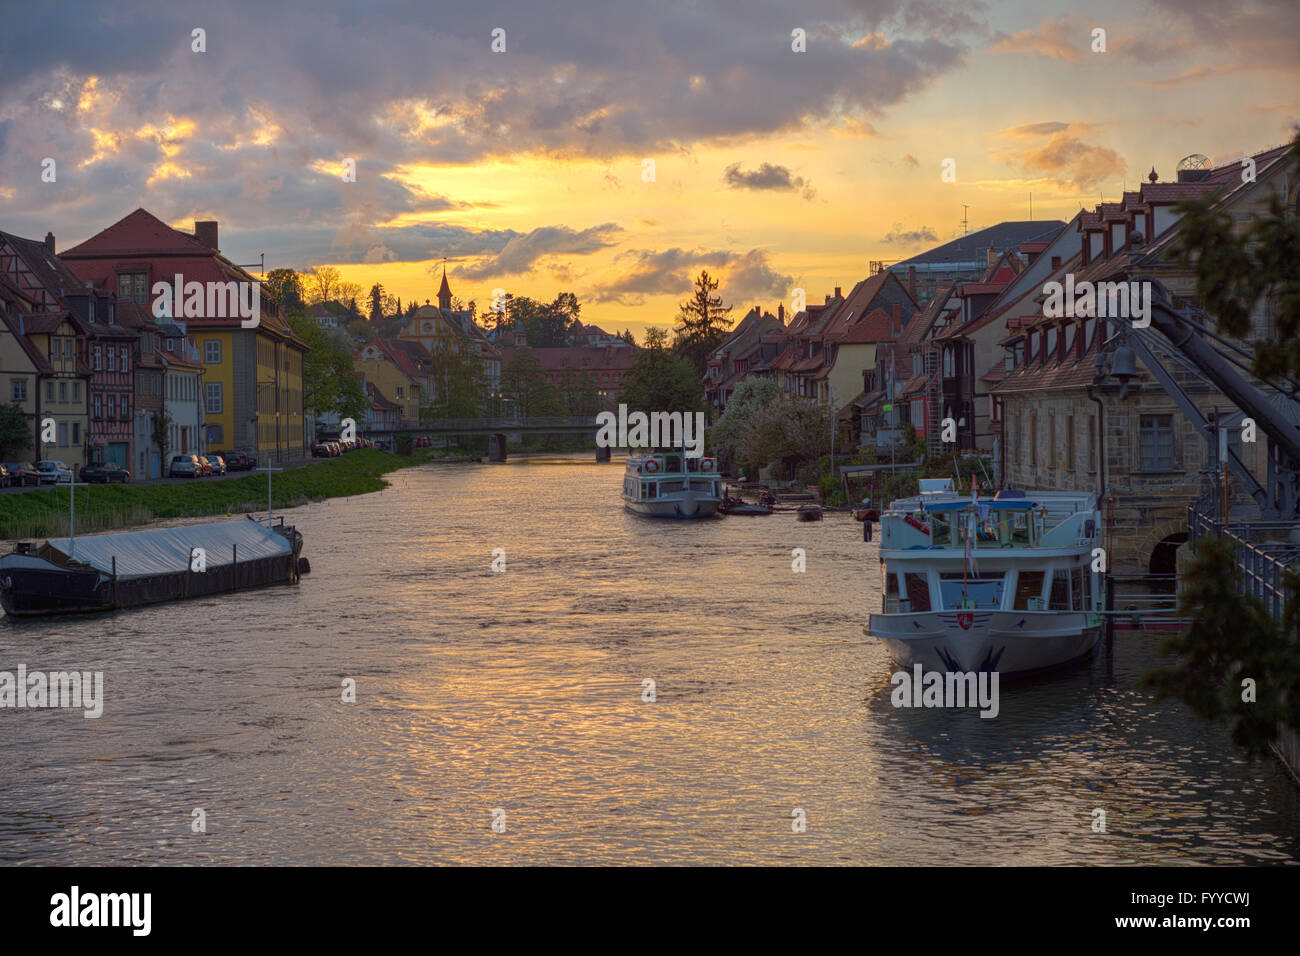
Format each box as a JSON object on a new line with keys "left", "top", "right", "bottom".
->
{"left": 866, "top": 485, "right": 1103, "bottom": 675}
{"left": 623, "top": 452, "right": 722, "bottom": 518}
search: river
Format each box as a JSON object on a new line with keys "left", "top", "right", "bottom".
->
{"left": 2, "top": 456, "right": 1297, "bottom": 864}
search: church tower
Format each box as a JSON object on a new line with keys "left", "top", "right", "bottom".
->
{"left": 437, "top": 264, "right": 453, "bottom": 311}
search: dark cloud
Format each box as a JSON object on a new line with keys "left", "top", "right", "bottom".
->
{"left": 881, "top": 225, "right": 938, "bottom": 244}
{"left": 0, "top": 0, "right": 988, "bottom": 275}
{"left": 455, "top": 223, "right": 623, "bottom": 280}
{"left": 722, "top": 162, "right": 815, "bottom": 199}
{"left": 596, "top": 247, "right": 790, "bottom": 305}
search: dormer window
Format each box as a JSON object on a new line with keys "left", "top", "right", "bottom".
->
{"left": 117, "top": 271, "right": 149, "bottom": 304}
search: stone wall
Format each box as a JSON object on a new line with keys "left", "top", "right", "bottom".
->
{"left": 1002, "top": 380, "right": 1266, "bottom": 575}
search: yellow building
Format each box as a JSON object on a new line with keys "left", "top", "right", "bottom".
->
{"left": 0, "top": 285, "right": 43, "bottom": 461}
{"left": 24, "top": 313, "right": 91, "bottom": 470}
{"left": 355, "top": 341, "right": 422, "bottom": 423}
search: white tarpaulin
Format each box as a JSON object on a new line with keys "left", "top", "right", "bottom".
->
{"left": 44, "top": 520, "right": 291, "bottom": 580}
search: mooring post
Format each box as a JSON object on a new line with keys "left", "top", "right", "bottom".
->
{"left": 111, "top": 555, "right": 118, "bottom": 609}
{"left": 1105, "top": 571, "right": 1115, "bottom": 652}
{"left": 232, "top": 543, "right": 237, "bottom": 592}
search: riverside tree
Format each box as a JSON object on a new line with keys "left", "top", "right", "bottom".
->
{"left": 619, "top": 326, "right": 705, "bottom": 415}
{"left": 500, "top": 347, "right": 564, "bottom": 418}
{"left": 0, "top": 401, "right": 31, "bottom": 459}
{"left": 709, "top": 377, "right": 779, "bottom": 469}
{"left": 673, "top": 270, "right": 733, "bottom": 376}
{"left": 287, "top": 309, "right": 368, "bottom": 424}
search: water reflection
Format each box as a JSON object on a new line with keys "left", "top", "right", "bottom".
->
{"left": 1, "top": 457, "right": 1296, "bottom": 864}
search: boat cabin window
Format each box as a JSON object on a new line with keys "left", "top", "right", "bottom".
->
{"left": 884, "top": 568, "right": 900, "bottom": 612}
{"left": 1071, "top": 568, "right": 1086, "bottom": 610}
{"left": 1048, "top": 571, "right": 1071, "bottom": 610}
{"left": 1010, "top": 511, "right": 1031, "bottom": 544}
{"left": 659, "top": 479, "right": 684, "bottom": 493}
{"left": 1013, "top": 570, "right": 1046, "bottom": 609}
{"left": 663, "top": 454, "right": 682, "bottom": 472}
{"left": 929, "top": 512, "right": 954, "bottom": 545}
{"left": 903, "top": 572, "right": 931, "bottom": 612}
{"left": 939, "top": 572, "right": 1004, "bottom": 609}
{"left": 641, "top": 481, "right": 656, "bottom": 498}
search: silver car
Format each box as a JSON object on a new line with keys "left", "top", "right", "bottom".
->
{"left": 168, "top": 454, "right": 201, "bottom": 478}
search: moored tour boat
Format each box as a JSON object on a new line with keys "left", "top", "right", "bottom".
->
{"left": 865, "top": 488, "right": 1102, "bottom": 675}
{"left": 623, "top": 452, "right": 722, "bottom": 518}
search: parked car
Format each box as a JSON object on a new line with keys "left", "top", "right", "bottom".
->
{"left": 80, "top": 462, "right": 131, "bottom": 484}
{"left": 244, "top": 451, "right": 258, "bottom": 469}
{"left": 205, "top": 455, "right": 227, "bottom": 476}
{"left": 36, "top": 460, "right": 74, "bottom": 484}
{"left": 311, "top": 442, "right": 331, "bottom": 458}
{"left": 0, "top": 463, "right": 8, "bottom": 487}
{"left": 168, "top": 454, "right": 202, "bottom": 478}
{"left": 195, "top": 456, "right": 213, "bottom": 476}
{"left": 3, "top": 462, "right": 39, "bottom": 487}
{"left": 222, "top": 451, "right": 250, "bottom": 471}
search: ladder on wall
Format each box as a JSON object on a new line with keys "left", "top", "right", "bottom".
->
{"left": 924, "top": 345, "right": 942, "bottom": 459}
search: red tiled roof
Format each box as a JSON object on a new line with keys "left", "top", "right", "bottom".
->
{"left": 62, "top": 208, "right": 210, "bottom": 258}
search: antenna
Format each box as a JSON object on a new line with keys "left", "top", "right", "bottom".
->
{"left": 233, "top": 253, "right": 265, "bottom": 276}
{"left": 960, "top": 204, "right": 970, "bottom": 236}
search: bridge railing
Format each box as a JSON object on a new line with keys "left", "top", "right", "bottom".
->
{"left": 380, "top": 417, "right": 595, "bottom": 431}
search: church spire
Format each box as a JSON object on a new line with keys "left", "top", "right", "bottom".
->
{"left": 437, "top": 263, "right": 452, "bottom": 311}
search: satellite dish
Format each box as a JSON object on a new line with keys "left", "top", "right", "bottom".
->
{"left": 1176, "top": 153, "right": 1212, "bottom": 172}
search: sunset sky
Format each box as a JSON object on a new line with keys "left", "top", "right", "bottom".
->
{"left": 1, "top": 0, "right": 1296, "bottom": 337}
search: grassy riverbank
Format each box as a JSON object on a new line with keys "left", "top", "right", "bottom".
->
{"left": 0, "top": 449, "right": 431, "bottom": 541}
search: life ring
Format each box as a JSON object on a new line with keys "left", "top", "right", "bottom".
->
{"left": 904, "top": 513, "right": 930, "bottom": 535}
{"left": 701, "top": 459, "right": 715, "bottom": 472}
{"left": 644, "top": 459, "right": 659, "bottom": 473}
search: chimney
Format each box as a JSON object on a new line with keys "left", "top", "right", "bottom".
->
{"left": 778, "top": 303, "right": 785, "bottom": 323}
{"left": 892, "top": 303, "right": 901, "bottom": 336}
{"left": 194, "top": 220, "right": 219, "bottom": 251}
{"left": 834, "top": 286, "right": 842, "bottom": 299}
{"left": 44, "top": 232, "right": 55, "bottom": 254}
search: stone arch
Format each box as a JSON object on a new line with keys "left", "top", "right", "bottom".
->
{"left": 1138, "top": 518, "right": 1188, "bottom": 579}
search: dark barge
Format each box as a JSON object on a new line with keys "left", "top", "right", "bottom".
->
{"left": 0, "top": 516, "right": 304, "bottom": 617}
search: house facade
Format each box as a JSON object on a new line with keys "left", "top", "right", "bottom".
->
{"left": 992, "top": 144, "right": 1297, "bottom": 575}
{"left": 61, "top": 210, "right": 310, "bottom": 464}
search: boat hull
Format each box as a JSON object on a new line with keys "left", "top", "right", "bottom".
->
{"left": 623, "top": 489, "right": 721, "bottom": 518}
{"left": 0, "top": 534, "right": 302, "bottom": 618}
{"left": 867, "top": 609, "right": 1101, "bottom": 675}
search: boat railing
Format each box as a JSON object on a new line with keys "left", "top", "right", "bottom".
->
{"left": 884, "top": 504, "right": 1096, "bottom": 550}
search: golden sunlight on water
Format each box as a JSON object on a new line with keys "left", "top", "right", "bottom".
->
{"left": 1, "top": 456, "right": 1298, "bottom": 864}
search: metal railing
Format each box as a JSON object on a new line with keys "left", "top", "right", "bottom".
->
{"left": 375, "top": 416, "right": 597, "bottom": 433}
{"left": 1188, "top": 505, "right": 1297, "bottom": 622}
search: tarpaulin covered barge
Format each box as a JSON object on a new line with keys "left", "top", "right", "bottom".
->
{"left": 0, "top": 516, "right": 304, "bottom": 617}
